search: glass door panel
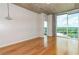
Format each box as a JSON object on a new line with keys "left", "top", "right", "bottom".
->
{"left": 68, "top": 13, "right": 79, "bottom": 38}
{"left": 56, "top": 14, "right": 67, "bottom": 37}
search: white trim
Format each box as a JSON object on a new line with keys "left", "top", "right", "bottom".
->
{"left": 0, "top": 39, "right": 28, "bottom": 48}
{"left": 0, "top": 37, "right": 40, "bottom": 48}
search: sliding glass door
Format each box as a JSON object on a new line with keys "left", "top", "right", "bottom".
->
{"left": 56, "top": 14, "right": 68, "bottom": 37}
{"left": 56, "top": 13, "right": 79, "bottom": 39}
{"left": 68, "top": 13, "right": 79, "bottom": 39}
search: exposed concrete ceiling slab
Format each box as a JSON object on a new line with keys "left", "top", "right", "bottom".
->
{"left": 14, "top": 3, "right": 79, "bottom": 14}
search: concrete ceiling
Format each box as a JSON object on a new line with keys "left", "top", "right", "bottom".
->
{"left": 14, "top": 3, "right": 79, "bottom": 14}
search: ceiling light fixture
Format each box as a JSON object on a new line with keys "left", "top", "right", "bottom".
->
{"left": 5, "top": 3, "right": 12, "bottom": 20}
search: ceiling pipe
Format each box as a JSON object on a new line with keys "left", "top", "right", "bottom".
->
{"left": 5, "top": 3, "right": 12, "bottom": 20}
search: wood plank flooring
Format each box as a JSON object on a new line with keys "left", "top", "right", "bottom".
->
{"left": 0, "top": 37, "right": 56, "bottom": 55}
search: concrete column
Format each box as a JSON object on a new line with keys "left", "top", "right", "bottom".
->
{"left": 48, "top": 14, "right": 56, "bottom": 36}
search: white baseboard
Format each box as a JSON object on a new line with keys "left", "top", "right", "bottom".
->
{"left": 0, "top": 37, "right": 40, "bottom": 48}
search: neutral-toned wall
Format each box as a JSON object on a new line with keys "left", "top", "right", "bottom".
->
{"left": 38, "top": 13, "right": 48, "bottom": 37}
{"left": 38, "top": 13, "right": 54, "bottom": 37}
{"left": 48, "top": 15, "right": 53, "bottom": 36}
{"left": 0, "top": 4, "right": 40, "bottom": 47}
{"left": 0, "top": 4, "right": 55, "bottom": 48}
{"left": 32, "top": 13, "right": 55, "bottom": 37}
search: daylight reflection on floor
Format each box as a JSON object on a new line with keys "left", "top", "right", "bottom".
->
{"left": 56, "top": 37, "right": 79, "bottom": 55}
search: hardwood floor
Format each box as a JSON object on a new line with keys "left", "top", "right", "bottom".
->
{"left": 0, "top": 37, "right": 56, "bottom": 55}
{"left": 0, "top": 36, "right": 79, "bottom": 55}
{"left": 56, "top": 37, "right": 79, "bottom": 55}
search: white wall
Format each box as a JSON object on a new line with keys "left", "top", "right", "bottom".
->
{"left": 0, "top": 4, "right": 40, "bottom": 47}
{"left": 0, "top": 4, "right": 55, "bottom": 48}
{"left": 38, "top": 13, "right": 47, "bottom": 37}
{"left": 38, "top": 13, "right": 48, "bottom": 47}
{"left": 48, "top": 15, "right": 53, "bottom": 36}
{"left": 38, "top": 13, "right": 55, "bottom": 37}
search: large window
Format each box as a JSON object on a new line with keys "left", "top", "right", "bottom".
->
{"left": 56, "top": 13, "right": 79, "bottom": 39}
{"left": 68, "top": 13, "right": 79, "bottom": 38}
{"left": 56, "top": 14, "right": 67, "bottom": 37}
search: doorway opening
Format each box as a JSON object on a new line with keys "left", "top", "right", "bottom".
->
{"left": 44, "top": 20, "right": 48, "bottom": 47}
{"left": 44, "top": 20, "right": 48, "bottom": 36}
